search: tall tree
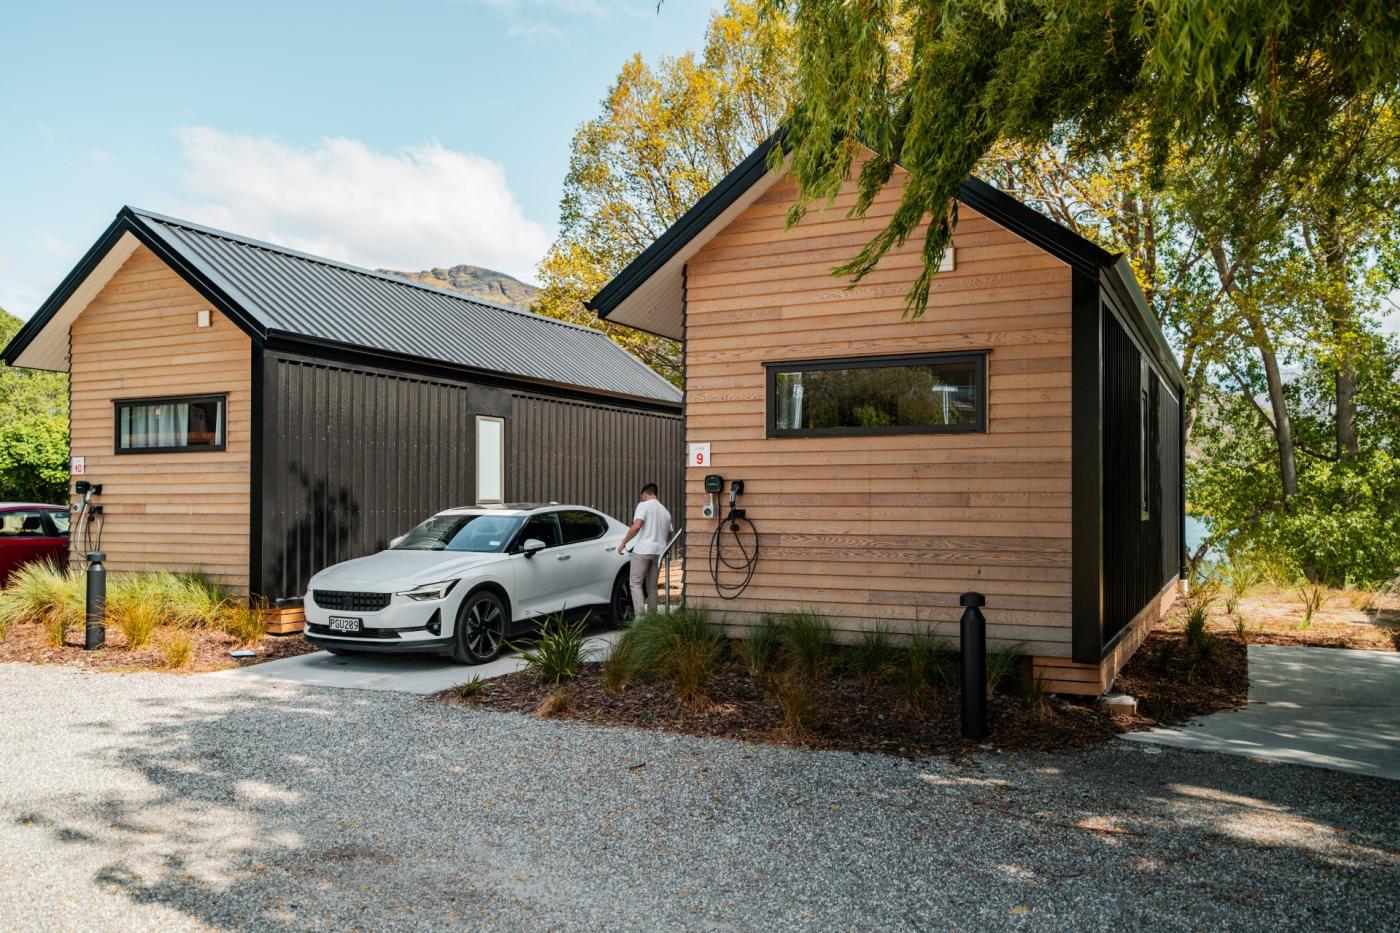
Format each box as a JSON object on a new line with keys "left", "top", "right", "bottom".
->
{"left": 763, "top": 0, "right": 1400, "bottom": 317}
{"left": 0, "top": 310, "right": 69, "bottom": 503}
{"left": 533, "top": 0, "right": 794, "bottom": 383}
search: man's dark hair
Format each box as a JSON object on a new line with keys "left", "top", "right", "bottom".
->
{"left": 641, "top": 482, "right": 659, "bottom": 497}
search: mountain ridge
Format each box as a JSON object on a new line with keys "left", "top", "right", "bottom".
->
{"left": 379, "top": 264, "right": 540, "bottom": 311}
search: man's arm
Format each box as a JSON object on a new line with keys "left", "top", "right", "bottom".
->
{"left": 618, "top": 518, "right": 644, "bottom": 553}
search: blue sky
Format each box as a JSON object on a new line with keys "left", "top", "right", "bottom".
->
{"left": 0, "top": 0, "right": 724, "bottom": 318}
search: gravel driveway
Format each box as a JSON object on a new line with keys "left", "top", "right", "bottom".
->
{"left": 1, "top": 663, "right": 1396, "bottom": 931}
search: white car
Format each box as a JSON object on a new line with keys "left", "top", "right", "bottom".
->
{"left": 302, "top": 504, "right": 634, "bottom": 663}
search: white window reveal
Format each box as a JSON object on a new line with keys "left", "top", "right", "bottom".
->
{"left": 476, "top": 416, "right": 505, "bottom": 504}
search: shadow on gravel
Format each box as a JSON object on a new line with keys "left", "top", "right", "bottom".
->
{"left": 16, "top": 682, "right": 1400, "bottom": 930}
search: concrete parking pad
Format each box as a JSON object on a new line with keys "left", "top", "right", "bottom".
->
{"left": 208, "top": 629, "right": 621, "bottom": 695}
{"left": 1125, "top": 644, "right": 1400, "bottom": 780}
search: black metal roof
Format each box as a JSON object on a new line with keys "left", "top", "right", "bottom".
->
{"left": 5, "top": 207, "right": 681, "bottom": 406}
{"left": 589, "top": 138, "right": 1183, "bottom": 388}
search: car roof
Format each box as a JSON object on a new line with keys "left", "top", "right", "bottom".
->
{"left": 436, "top": 503, "right": 601, "bottom": 517}
{"left": 0, "top": 503, "right": 66, "bottom": 510}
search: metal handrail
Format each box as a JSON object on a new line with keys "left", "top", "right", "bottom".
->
{"left": 662, "top": 526, "right": 684, "bottom": 614}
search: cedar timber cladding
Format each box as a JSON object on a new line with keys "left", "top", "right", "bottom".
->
{"left": 69, "top": 245, "right": 252, "bottom": 589}
{"left": 683, "top": 168, "right": 1074, "bottom": 656}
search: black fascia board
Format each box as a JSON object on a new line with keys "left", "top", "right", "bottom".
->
{"left": 1, "top": 209, "right": 267, "bottom": 366}
{"left": 263, "top": 332, "right": 683, "bottom": 414}
{"left": 587, "top": 131, "right": 783, "bottom": 318}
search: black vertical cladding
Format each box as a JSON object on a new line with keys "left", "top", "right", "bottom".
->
{"left": 255, "top": 350, "right": 682, "bottom": 600}
{"left": 1101, "top": 307, "right": 1182, "bottom": 646}
{"left": 506, "top": 394, "right": 685, "bottom": 525}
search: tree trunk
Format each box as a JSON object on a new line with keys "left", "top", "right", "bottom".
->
{"left": 1245, "top": 311, "right": 1300, "bottom": 499}
{"left": 1319, "top": 218, "right": 1360, "bottom": 459}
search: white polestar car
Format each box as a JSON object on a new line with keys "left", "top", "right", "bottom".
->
{"left": 302, "top": 504, "right": 634, "bottom": 663}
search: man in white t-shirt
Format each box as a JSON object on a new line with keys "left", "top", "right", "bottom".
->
{"left": 618, "top": 482, "right": 673, "bottom": 616}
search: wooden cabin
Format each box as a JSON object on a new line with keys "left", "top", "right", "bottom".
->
{"left": 3, "top": 208, "right": 682, "bottom": 601}
{"left": 590, "top": 139, "right": 1186, "bottom": 695}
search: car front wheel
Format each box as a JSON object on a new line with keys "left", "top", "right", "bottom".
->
{"left": 452, "top": 590, "right": 508, "bottom": 664}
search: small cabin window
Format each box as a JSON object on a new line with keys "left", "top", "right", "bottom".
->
{"left": 115, "top": 394, "right": 226, "bottom": 453}
{"left": 766, "top": 351, "right": 987, "bottom": 437}
{"left": 1139, "top": 359, "right": 1151, "bottom": 521}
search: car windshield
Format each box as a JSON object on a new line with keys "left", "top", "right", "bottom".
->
{"left": 392, "top": 514, "right": 524, "bottom": 552}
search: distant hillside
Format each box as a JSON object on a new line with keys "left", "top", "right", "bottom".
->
{"left": 380, "top": 264, "right": 540, "bottom": 311}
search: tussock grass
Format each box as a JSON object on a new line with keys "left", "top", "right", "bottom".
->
{"left": 0, "top": 562, "right": 84, "bottom": 645}
{"left": 602, "top": 628, "right": 641, "bottom": 693}
{"left": 734, "top": 614, "right": 782, "bottom": 679}
{"left": 1221, "top": 558, "right": 1264, "bottom": 614}
{"left": 895, "top": 628, "right": 957, "bottom": 712}
{"left": 984, "top": 644, "right": 1025, "bottom": 699}
{"left": 848, "top": 625, "right": 897, "bottom": 685}
{"left": 623, "top": 608, "right": 723, "bottom": 703}
{"left": 774, "top": 610, "right": 834, "bottom": 680}
{"left": 535, "top": 687, "right": 572, "bottom": 717}
{"left": 0, "top": 563, "right": 270, "bottom": 653}
{"left": 112, "top": 594, "right": 161, "bottom": 648}
{"left": 769, "top": 671, "right": 822, "bottom": 738}
{"left": 157, "top": 630, "right": 194, "bottom": 669}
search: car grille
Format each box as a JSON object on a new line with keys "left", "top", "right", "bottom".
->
{"left": 312, "top": 590, "right": 391, "bottom": 612}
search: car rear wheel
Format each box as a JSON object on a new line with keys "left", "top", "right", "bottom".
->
{"left": 452, "top": 590, "right": 508, "bottom": 664}
{"left": 608, "top": 569, "right": 633, "bottom": 626}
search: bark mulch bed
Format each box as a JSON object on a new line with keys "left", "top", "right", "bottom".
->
{"left": 1113, "top": 626, "right": 1249, "bottom": 727}
{"left": 0, "top": 622, "right": 317, "bottom": 673}
{"left": 442, "top": 626, "right": 1249, "bottom": 758}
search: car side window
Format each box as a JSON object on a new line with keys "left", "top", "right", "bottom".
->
{"left": 513, "top": 513, "right": 561, "bottom": 551}
{"left": 47, "top": 510, "right": 70, "bottom": 536}
{"left": 559, "top": 510, "right": 607, "bottom": 544}
{"left": 0, "top": 511, "right": 46, "bottom": 537}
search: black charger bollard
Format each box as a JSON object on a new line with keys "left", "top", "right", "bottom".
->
{"left": 960, "top": 592, "right": 987, "bottom": 741}
{"left": 84, "top": 551, "right": 106, "bottom": 650}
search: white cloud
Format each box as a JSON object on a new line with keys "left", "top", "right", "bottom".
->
{"left": 165, "top": 127, "right": 551, "bottom": 283}
{"left": 507, "top": 20, "right": 566, "bottom": 42}
{"left": 38, "top": 233, "right": 75, "bottom": 258}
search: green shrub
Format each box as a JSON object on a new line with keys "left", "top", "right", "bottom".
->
{"left": 848, "top": 625, "right": 897, "bottom": 685}
{"left": 1184, "top": 599, "right": 1212, "bottom": 647}
{"left": 734, "top": 615, "right": 781, "bottom": 678}
{"left": 451, "top": 675, "right": 485, "bottom": 700}
{"left": 514, "top": 615, "right": 591, "bottom": 684}
{"left": 775, "top": 610, "right": 834, "bottom": 680}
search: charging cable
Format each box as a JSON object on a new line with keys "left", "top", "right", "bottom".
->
{"left": 708, "top": 483, "right": 759, "bottom": 599}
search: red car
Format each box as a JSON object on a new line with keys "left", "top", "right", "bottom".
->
{"left": 0, "top": 504, "right": 70, "bottom": 587}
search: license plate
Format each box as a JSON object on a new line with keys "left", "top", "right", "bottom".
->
{"left": 328, "top": 616, "right": 363, "bottom": 634}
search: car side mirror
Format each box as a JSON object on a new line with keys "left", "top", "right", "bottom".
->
{"left": 521, "top": 538, "right": 546, "bottom": 558}
{"left": 389, "top": 534, "right": 406, "bottom": 549}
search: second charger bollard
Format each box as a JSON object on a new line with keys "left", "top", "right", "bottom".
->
{"left": 960, "top": 592, "right": 987, "bottom": 740}
{"left": 84, "top": 551, "right": 106, "bottom": 650}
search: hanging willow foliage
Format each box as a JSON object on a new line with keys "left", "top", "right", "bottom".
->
{"left": 761, "top": 0, "right": 1400, "bottom": 317}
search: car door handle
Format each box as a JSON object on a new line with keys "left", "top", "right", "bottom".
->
{"left": 604, "top": 546, "right": 616, "bottom": 552}
{"left": 556, "top": 554, "right": 571, "bottom": 561}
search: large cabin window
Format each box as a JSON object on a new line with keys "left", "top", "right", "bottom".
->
{"left": 766, "top": 351, "right": 987, "bottom": 437}
{"left": 114, "top": 394, "right": 226, "bottom": 453}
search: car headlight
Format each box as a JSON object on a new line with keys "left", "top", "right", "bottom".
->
{"left": 396, "top": 579, "right": 459, "bottom": 602}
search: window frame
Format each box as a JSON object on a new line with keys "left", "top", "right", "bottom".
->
{"left": 509, "top": 511, "right": 563, "bottom": 553}
{"left": 113, "top": 393, "right": 228, "bottom": 455}
{"left": 764, "top": 350, "right": 989, "bottom": 439}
